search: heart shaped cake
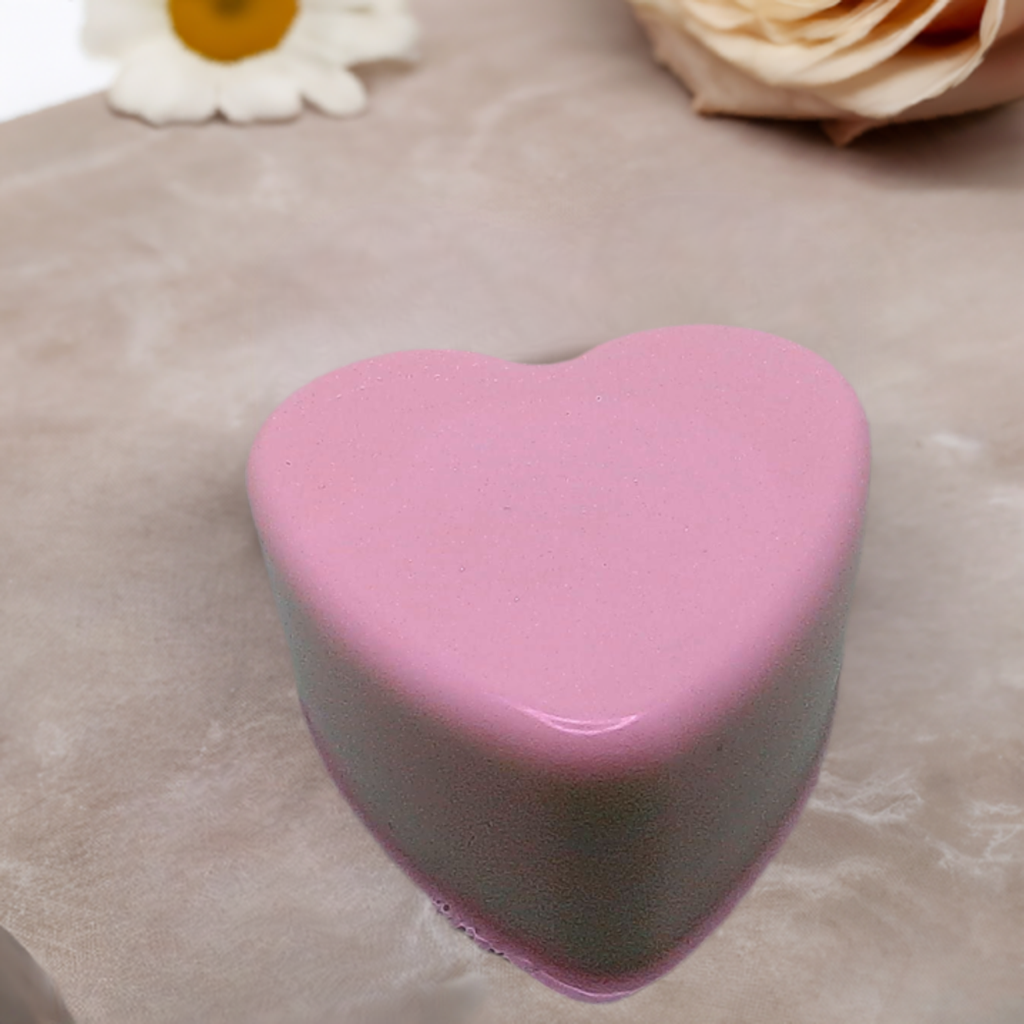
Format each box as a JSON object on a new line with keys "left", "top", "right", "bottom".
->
{"left": 247, "top": 325, "right": 870, "bottom": 1001}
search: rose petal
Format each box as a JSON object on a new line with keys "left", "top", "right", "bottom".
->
{"left": 637, "top": 5, "right": 845, "bottom": 117}
{"left": 635, "top": 0, "right": 1021, "bottom": 121}
{"left": 816, "top": 0, "right": 1006, "bottom": 114}
{"left": 758, "top": 0, "right": 909, "bottom": 47}
{"left": 998, "top": 0, "right": 1024, "bottom": 33}
{"left": 821, "top": 116, "right": 883, "bottom": 143}
{"left": 914, "top": 22, "right": 1024, "bottom": 113}
{"left": 108, "top": 38, "right": 219, "bottom": 125}
{"left": 683, "top": 0, "right": 901, "bottom": 45}
{"left": 637, "top": 0, "right": 1011, "bottom": 120}
{"left": 823, "top": 18, "right": 1024, "bottom": 136}
{"left": 674, "top": 0, "right": 972, "bottom": 88}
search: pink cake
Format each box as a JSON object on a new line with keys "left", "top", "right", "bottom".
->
{"left": 246, "top": 325, "right": 870, "bottom": 1001}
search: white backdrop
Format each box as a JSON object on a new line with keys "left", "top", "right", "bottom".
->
{"left": 0, "top": 0, "right": 115, "bottom": 123}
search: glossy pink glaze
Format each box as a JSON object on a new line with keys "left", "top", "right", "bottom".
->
{"left": 247, "top": 326, "right": 870, "bottom": 998}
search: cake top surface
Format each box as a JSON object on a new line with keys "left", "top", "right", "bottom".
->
{"left": 248, "top": 326, "right": 870, "bottom": 763}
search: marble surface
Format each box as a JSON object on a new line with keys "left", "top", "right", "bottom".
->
{"left": 1, "top": 0, "right": 1023, "bottom": 1021}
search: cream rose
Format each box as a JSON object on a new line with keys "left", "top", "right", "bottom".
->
{"left": 629, "top": 0, "right": 1024, "bottom": 142}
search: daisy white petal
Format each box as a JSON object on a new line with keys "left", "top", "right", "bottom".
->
{"left": 295, "top": 63, "right": 368, "bottom": 116}
{"left": 83, "top": 0, "right": 169, "bottom": 59}
{"left": 300, "top": 0, "right": 385, "bottom": 10}
{"left": 218, "top": 55, "right": 304, "bottom": 122}
{"left": 289, "top": 8, "right": 420, "bottom": 66}
{"left": 89, "top": 0, "right": 420, "bottom": 125}
{"left": 109, "top": 37, "right": 219, "bottom": 125}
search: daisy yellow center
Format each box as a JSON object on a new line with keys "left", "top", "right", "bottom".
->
{"left": 168, "top": 0, "right": 298, "bottom": 62}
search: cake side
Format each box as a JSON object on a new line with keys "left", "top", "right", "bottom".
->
{"left": 263, "top": 545, "right": 857, "bottom": 1000}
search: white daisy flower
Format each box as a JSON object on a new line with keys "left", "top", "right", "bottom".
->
{"left": 83, "top": 0, "right": 420, "bottom": 125}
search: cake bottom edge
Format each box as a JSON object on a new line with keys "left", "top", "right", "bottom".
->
{"left": 300, "top": 700, "right": 834, "bottom": 1003}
